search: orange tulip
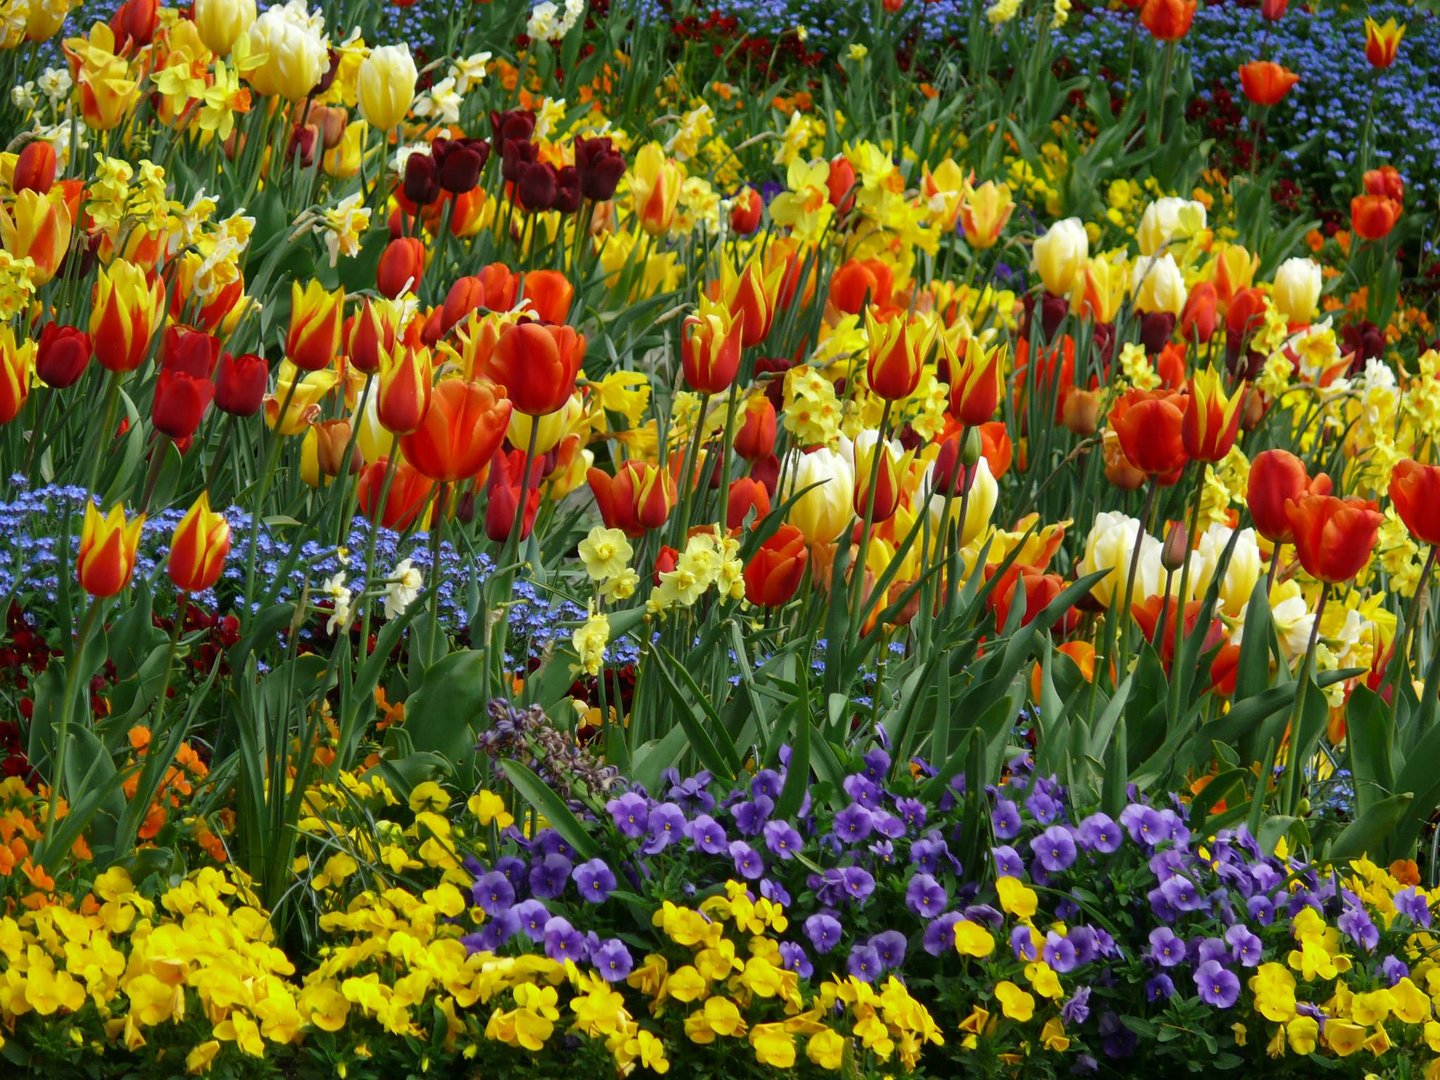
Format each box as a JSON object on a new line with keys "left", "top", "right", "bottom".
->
{"left": 1238, "top": 61, "right": 1299, "bottom": 106}
{"left": 730, "top": 187, "right": 763, "bottom": 234}
{"left": 734, "top": 396, "right": 777, "bottom": 461}
{"left": 1140, "top": 0, "right": 1196, "bottom": 40}
{"left": 1182, "top": 369, "right": 1245, "bottom": 463}
{"left": 0, "top": 189, "right": 70, "bottom": 284}
{"left": 743, "top": 524, "right": 808, "bottom": 607}
{"left": 1364, "top": 17, "right": 1404, "bottom": 68}
{"left": 168, "top": 492, "right": 231, "bottom": 593}
{"left": 400, "top": 377, "right": 511, "bottom": 482}
{"left": 479, "top": 262, "right": 519, "bottom": 312}
{"left": 828, "top": 259, "right": 894, "bottom": 317}
{"left": 1110, "top": 387, "right": 1188, "bottom": 480}
{"left": 990, "top": 565, "right": 1066, "bottom": 630}
{"left": 727, "top": 476, "right": 772, "bottom": 530}
{"left": 587, "top": 460, "right": 676, "bottom": 536}
{"left": 629, "top": 143, "right": 682, "bottom": 235}
{"left": 959, "top": 180, "right": 1014, "bottom": 250}
{"left": 376, "top": 237, "right": 425, "bottom": 298}
{"left": 1389, "top": 459, "right": 1440, "bottom": 547}
{"left": 522, "top": 270, "right": 574, "bottom": 324}
{"left": 942, "top": 337, "right": 1006, "bottom": 427}
{"left": 377, "top": 343, "right": 433, "bottom": 435}
{"left": 490, "top": 320, "right": 585, "bottom": 417}
{"left": 1247, "top": 449, "right": 1330, "bottom": 545}
{"left": 0, "top": 326, "right": 35, "bottom": 424}
{"left": 1350, "top": 194, "right": 1402, "bottom": 241}
{"left": 77, "top": 502, "right": 144, "bottom": 597}
{"left": 347, "top": 298, "right": 398, "bottom": 376}
{"left": 1179, "top": 281, "right": 1219, "bottom": 343}
{"left": 286, "top": 280, "right": 345, "bottom": 372}
{"left": 682, "top": 295, "right": 744, "bottom": 395}
{"left": 1364, "top": 166, "right": 1404, "bottom": 202}
{"left": 357, "top": 458, "right": 435, "bottom": 530}
{"left": 1285, "top": 494, "right": 1382, "bottom": 584}
{"left": 90, "top": 259, "right": 163, "bottom": 373}
{"left": 865, "top": 310, "right": 936, "bottom": 402}
{"left": 13, "top": 140, "right": 56, "bottom": 194}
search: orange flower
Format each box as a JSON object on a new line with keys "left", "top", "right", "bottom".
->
{"left": 1363, "top": 166, "right": 1404, "bottom": 202}
{"left": 744, "top": 524, "right": 808, "bottom": 607}
{"left": 865, "top": 309, "right": 936, "bottom": 402}
{"left": 942, "top": 336, "right": 1006, "bottom": 427}
{"left": 1285, "top": 494, "right": 1383, "bottom": 583}
{"left": 726, "top": 477, "right": 771, "bottom": 530}
{"left": 490, "top": 320, "right": 585, "bottom": 417}
{"left": 400, "top": 377, "right": 511, "bottom": 483}
{"left": 12, "top": 140, "right": 56, "bottom": 194}
{"left": 1364, "top": 17, "right": 1404, "bottom": 69}
{"left": 168, "top": 492, "right": 230, "bottom": 593}
{"left": 346, "top": 297, "right": 397, "bottom": 376}
{"left": 357, "top": 458, "right": 434, "bottom": 530}
{"left": 828, "top": 258, "right": 894, "bottom": 317}
{"left": 0, "top": 188, "right": 71, "bottom": 284}
{"left": 1238, "top": 61, "right": 1299, "bottom": 106}
{"left": 1388, "top": 458, "right": 1440, "bottom": 547}
{"left": 1140, "top": 0, "right": 1196, "bottom": 40}
{"left": 89, "top": 259, "right": 163, "bottom": 373}
{"left": 587, "top": 460, "right": 676, "bottom": 536}
{"left": 522, "top": 270, "right": 574, "bottom": 324}
{"left": 285, "top": 280, "right": 345, "bottom": 372}
{"left": 1180, "top": 281, "right": 1219, "bottom": 343}
{"left": 715, "top": 259, "right": 783, "bottom": 348}
{"left": 682, "top": 295, "right": 744, "bottom": 395}
{"left": 1110, "top": 388, "right": 1188, "bottom": 480}
{"left": 1247, "top": 449, "right": 1330, "bottom": 544}
{"left": 0, "top": 326, "right": 35, "bottom": 424}
{"left": 376, "top": 236, "right": 425, "bottom": 298}
{"left": 1350, "top": 194, "right": 1401, "bottom": 241}
{"left": 1182, "top": 369, "right": 1245, "bottom": 463}
{"left": 377, "top": 342, "right": 433, "bottom": 435}
{"left": 77, "top": 502, "right": 144, "bottom": 597}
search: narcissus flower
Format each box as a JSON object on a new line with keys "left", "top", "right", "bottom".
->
{"left": 77, "top": 502, "right": 144, "bottom": 597}
{"left": 168, "top": 492, "right": 231, "bottom": 593}
{"left": 1239, "top": 61, "right": 1299, "bottom": 107}
{"left": 1285, "top": 494, "right": 1382, "bottom": 584}
{"left": 400, "top": 377, "right": 511, "bottom": 482}
{"left": 90, "top": 259, "right": 164, "bottom": 373}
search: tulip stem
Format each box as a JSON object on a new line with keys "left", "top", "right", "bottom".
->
{"left": 1386, "top": 543, "right": 1438, "bottom": 706}
{"left": 138, "top": 435, "right": 169, "bottom": 516}
{"left": 332, "top": 374, "right": 375, "bottom": 547}
{"left": 1266, "top": 542, "right": 1284, "bottom": 595}
{"left": 83, "top": 375, "right": 123, "bottom": 498}
{"left": 1284, "top": 583, "right": 1329, "bottom": 819}
{"left": 1167, "top": 466, "right": 1206, "bottom": 721}
{"left": 850, "top": 399, "right": 894, "bottom": 636}
{"left": 717, "top": 383, "right": 740, "bottom": 529}
{"left": 38, "top": 596, "right": 102, "bottom": 864}
{"left": 1117, "top": 478, "right": 1160, "bottom": 676}
{"left": 23, "top": 390, "right": 54, "bottom": 485}
{"left": 242, "top": 377, "right": 301, "bottom": 607}
{"left": 504, "top": 419, "right": 543, "bottom": 577}
{"left": 429, "top": 482, "right": 449, "bottom": 625}
{"left": 670, "top": 392, "right": 712, "bottom": 547}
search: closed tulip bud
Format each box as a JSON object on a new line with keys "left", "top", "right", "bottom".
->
{"left": 246, "top": 7, "right": 328, "bottom": 99}
{"left": 438, "top": 276, "right": 486, "bottom": 338}
{"left": 990, "top": 566, "right": 1067, "bottom": 630}
{"left": 574, "top": 136, "right": 626, "bottom": 201}
{"left": 522, "top": 270, "right": 574, "bottom": 325}
{"left": 1180, "top": 281, "right": 1219, "bottom": 343}
{"left": 516, "top": 160, "right": 558, "bottom": 212}
{"left": 727, "top": 477, "right": 772, "bottom": 530}
{"left": 1286, "top": 494, "right": 1383, "bottom": 584}
{"left": 480, "top": 262, "right": 519, "bottom": 312}
{"left": 829, "top": 258, "right": 894, "bottom": 317}
{"left": 12, "top": 140, "right": 56, "bottom": 194}
{"left": 194, "top": 0, "right": 256, "bottom": 54}
{"left": 287, "top": 123, "right": 319, "bottom": 168}
{"left": 1031, "top": 217, "right": 1089, "bottom": 297}
{"left": 554, "top": 165, "right": 581, "bottom": 214}
{"left": 377, "top": 236, "right": 425, "bottom": 298}
{"left": 587, "top": 460, "right": 676, "bottom": 536}
{"left": 865, "top": 309, "right": 936, "bottom": 402}
{"left": 826, "top": 155, "right": 857, "bottom": 212}
{"left": 734, "top": 396, "right": 777, "bottom": 461}
{"left": 729, "top": 187, "right": 763, "bottom": 234}
{"left": 1239, "top": 60, "right": 1299, "bottom": 106}
{"left": 1261, "top": 0, "right": 1287, "bottom": 18}
{"left": 162, "top": 325, "right": 221, "bottom": 378}
{"left": 943, "top": 336, "right": 1006, "bottom": 426}
{"left": 432, "top": 137, "right": 489, "bottom": 194}
{"left": 490, "top": 108, "right": 536, "bottom": 145}
{"left": 0, "top": 188, "right": 71, "bottom": 284}
{"left": 959, "top": 180, "right": 1014, "bottom": 249}
{"left": 1364, "top": 166, "right": 1405, "bottom": 203}
{"left": 346, "top": 298, "right": 397, "bottom": 376}
{"left": 1182, "top": 369, "right": 1245, "bottom": 463}
{"left": 1140, "top": 0, "right": 1196, "bottom": 40}
{"left": 1131, "top": 253, "right": 1187, "bottom": 317}
{"left": 109, "top": 0, "right": 158, "bottom": 52}
{"left": 1364, "top": 17, "right": 1404, "bottom": 69}
{"left": 1079, "top": 252, "right": 1129, "bottom": 324}
{"left": 744, "top": 523, "right": 809, "bottom": 607}
{"left": 0, "top": 326, "right": 35, "bottom": 424}
{"left": 1160, "top": 521, "right": 1189, "bottom": 573}
{"left": 90, "top": 259, "right": 163, "bottom": 373}
{"left": 719, "top": 260, "right": 782, "bottom": 349}
{"left": 168, "top": 493, "right": 230, "bottom": 593}
{"left": 1061, "top": 388, "right": 1101, "bottom": 436}
{"left": 400, "top": 376, "right": 510, "bottom": 482}
{"left": 491, "top": 320, "right": 585, "bottom": 417}
{"left": 77, "top": 502, "right": 144, "bottom": 597}
{"left": 1212, "top": 243, "right": 1257, "bottom": 307}
{"left": 1271, "top": 257, "right": 1321, "bottom": 324}
{"left": 484, "top": 448, "right": 544, "bottom": 542}
{"left": 403, "top": 152, "right": 441, "bottom": 206}
{"left": 215, "top": 352, "right": 268, "bottom": 416}
{"left": 780, "top": 447, "right": 855, "bottom": 544}
{"left": 286, "top": 280, "right": 344, "bottom": 372}
{"left": 1137, "top": 197, "right": 1208, "bottom": 258}
{"left": 629, "top": 143, "right": 682, "bottom": 236}
{"left": 35, "top": 323, "right": 89, "bottom": 389}
{"left": 153, "top": 367, "right": 215, "bottom": 440}
{"left": 377, "top": 343, "right": 433, "bottom": 435}
{"left": 1110, "top": 387, "right": 1188, "bottom": 479}
{"left": 1350, "top": 194, "right": 1402, "bottom": 241}
{"left": 356, "top": 44, "right": 417, "bottom": 130}
{"left": 682, "top": 294, "right": 744, "bottom": 395}
{"left": 501, "top": 138, "right": 538, "bottom": 183}
{"left": 852, "top": 434, "right": 903, "bottom": 523}
{"left": 311, "top": 417, "right": 360, "bottom": 478}
{"left": 1247, "top": 448, "right": 1331, "bottom": 544}
{"left": 1388, "top": 459, "right": 1440, "bottom": 547}
{"left": 358, "top": 457, "right": 434, "bottom": 530}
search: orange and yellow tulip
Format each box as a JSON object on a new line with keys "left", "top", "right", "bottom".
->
{"left": 77, "top": 502, "right": 144, "bottom": 597}
{"left": 168, "top": 492, "right": 231, "bottom": 593}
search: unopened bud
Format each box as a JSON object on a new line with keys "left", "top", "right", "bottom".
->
{"left": 961, "top": 425, "right": 983, "bottom": 467}
{"left": 1161, "top": 521, "right": 1189, "bottom": 573}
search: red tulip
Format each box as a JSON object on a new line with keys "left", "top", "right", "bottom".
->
{"left": 35, "top": 323, "right": 90, "bottom": 388}
{"left": 1389, "top": 459, "right": 1440, "bottom": 547}
{"left": 215, "top": 353, "right": 268, "bottom": 417}
{"left": 1247, "top": 449, "right": 1330, "bottom": 544}
{"left": 743, "top": 524, "right": 808, "bottom": 606}
{"left": 1285, "top": 494, "right": 1382, "bottom": 584}
{"left": 1110, "top": 387, "right": 1188, "bottom": 480}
